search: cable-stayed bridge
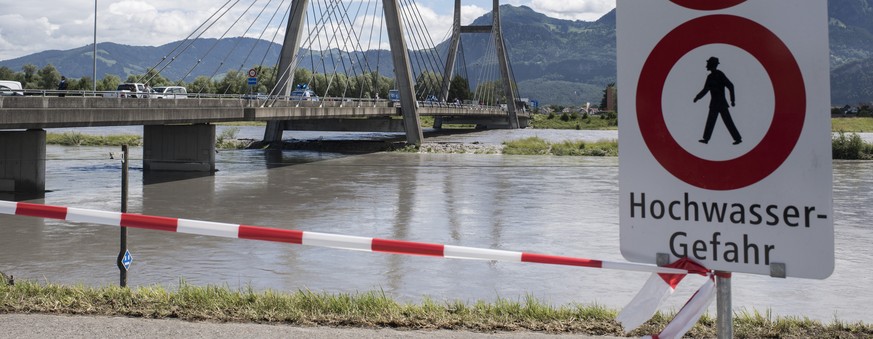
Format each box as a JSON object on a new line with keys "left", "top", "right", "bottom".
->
{"left": 0, "top": 0, "right": 529, "bottom": 196}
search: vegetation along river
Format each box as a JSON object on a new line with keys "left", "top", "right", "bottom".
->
{"left": 0, "top": 127, "right": 871, "bottom": 324}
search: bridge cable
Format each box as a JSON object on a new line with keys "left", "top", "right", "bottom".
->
{"left": 144, "top": 0, "right": 243, "bottom": 86}
{"left": 225, "top": 0, "right": 289, "bottom": 96}
{"left": 140, "top": 0, "right": 235, "bottom": 85}
{"left": 402, "top": 0, "right": 447, "bottom": 100}
{"left": 176, "top": 0, "right": 263, "bottom": 83}
{"left": 199, "top": 0, "right": 276, "bottom": 95}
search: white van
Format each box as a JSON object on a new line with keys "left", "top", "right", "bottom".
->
{"left": 0, "top": 80, "right": 23, "bottom": 96}
{"left": 105, "top": 83, "right": 150, "bottom": 98}
{"left": 152, "top": 86, "right": 188, "bottom": 99}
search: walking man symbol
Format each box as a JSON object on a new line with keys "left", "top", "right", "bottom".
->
{"left": 694, "top": 57, "right": 742, "bottom": 145}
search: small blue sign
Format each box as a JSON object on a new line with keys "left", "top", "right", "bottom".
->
{"left": 247, "top": 77, "right": 257, "bottom": 85}
{"left": 121, "top": 250, "right": 132, "bottom": 271}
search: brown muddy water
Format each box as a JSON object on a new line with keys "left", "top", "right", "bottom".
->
{"left": 0, "top": 127, "right": 870, "bottom": 324}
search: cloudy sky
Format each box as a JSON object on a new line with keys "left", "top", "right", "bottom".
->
{"left": 0, "top": 0, "right": 615, "bottom": 61}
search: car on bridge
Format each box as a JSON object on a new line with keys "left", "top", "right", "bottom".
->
{"left": 105, "top": 83, "right": 150, "bottom": 98}
{"left": 0, "top": 80, "right": 23, "bottom": 96}
{"left": 152, "top": 86, "right": 188, "bottom": 99}
{"left": 289, "top": 83, "right": 318, "bottom": 101}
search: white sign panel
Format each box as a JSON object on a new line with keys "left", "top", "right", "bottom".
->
{"left": 617, "top": 0, "right": 833, "bottom": 279}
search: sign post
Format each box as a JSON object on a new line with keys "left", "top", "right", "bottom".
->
{"left": 618, "top": 0, "right": 832, "bottom": 336}
{"left": 116, "top": 144, "right": 130, "bottom": 287}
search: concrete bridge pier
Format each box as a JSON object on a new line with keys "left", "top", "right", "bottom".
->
{"left": 143, "top": 124, "right": 216, "bottom": 172}
{"left": 0, "top": 130, "right": 46, "bottom": 197}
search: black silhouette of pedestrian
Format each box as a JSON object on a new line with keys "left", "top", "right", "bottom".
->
{"left": 58, "top": 76, "right": 68, "bottom": 97}
{"left": 694, "top": 57, "right": 741, "bottom": 145}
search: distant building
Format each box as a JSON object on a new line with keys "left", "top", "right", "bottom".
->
{"left": 606, "top": 84, "right": 617, "bottom": 112}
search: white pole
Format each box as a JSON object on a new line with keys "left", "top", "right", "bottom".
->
{"left": 93, "top": 0, "right": 98, "bottom": 92}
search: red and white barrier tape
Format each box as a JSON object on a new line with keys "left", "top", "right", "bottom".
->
{"left": 0, "top": 200, "right": 692, "bottom": 275}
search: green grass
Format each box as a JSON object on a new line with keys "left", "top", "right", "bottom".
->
{"left": 503, "top": 137, "right": 618, "bottom": 156}
{"left": 46, "top": 130, "right": 253, "bottom": 149}
{"left": 832, "top": 131, "right": 873, "bottom": 159}
{"left": 831, "top": 117, "right": 873, "bottom": 132}
{"left": 0, "top": 277, "right": 870, "bottom": 337}
{"left": 530, "top": 112, "right": 617, "bottom": 130}
{"left": 46, "top": 132, "right": 142, "bottom": 146}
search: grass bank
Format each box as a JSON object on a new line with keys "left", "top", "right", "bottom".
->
{"left": 503, "top": 137, "right": 618, "bottom": 156}
{"left": 0, "top": 277, "right": 869, "bottom": 338}
{"left": 530, "top": 112, "right": 618, "bottom": 130}
{"left": 46, "top": 129, "right": 253, "bottom": 150}
{"left": 831, "top": 117, "right": 873, "bottom": 132}
{"left": 46, "top": 132, "right": 142, "bottom": 147}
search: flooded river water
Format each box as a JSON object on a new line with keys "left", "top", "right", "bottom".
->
{"left": 0, "top": 127, "right": 871, "bottom": 324}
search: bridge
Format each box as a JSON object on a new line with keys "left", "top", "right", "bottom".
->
{"left": 0, "top": 0, "right": 529, "bottom": 196}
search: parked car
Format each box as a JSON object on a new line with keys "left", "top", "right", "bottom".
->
{"left": 0, "top": 80, "right": 23, "bottom": 96}
{"left": 104, "top": 83, "right": 150, "bottom": 98}
{"left": 289, "top": 83, "right": 318, "bottom": 101}
{"left": 152, "top": 86, "right": 188, "bottom": 99}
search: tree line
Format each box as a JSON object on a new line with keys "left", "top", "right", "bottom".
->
{"left": 0, "top": 63, "right": 480, "bottom": 102}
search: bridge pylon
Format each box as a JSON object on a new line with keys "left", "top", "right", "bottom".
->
{"left": 438, "top": 0, "right": 521, "bottom": 129}
{"left": 263, "top": 0, "right": 423, "bottom": 146}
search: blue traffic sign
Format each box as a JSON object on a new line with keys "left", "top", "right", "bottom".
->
{"left": 247, "top": 77, "right": 257, "bottom": 85}
{"left": 121, "top": 250, "right": 132, "bottom": 271}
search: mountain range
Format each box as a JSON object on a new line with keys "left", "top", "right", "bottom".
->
{"left": 2, "top": 1, "right": 873, "bottom": 106}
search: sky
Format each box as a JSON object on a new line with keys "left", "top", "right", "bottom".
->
{"left": 0, "top": 0, "right": 616, "bottom": 62}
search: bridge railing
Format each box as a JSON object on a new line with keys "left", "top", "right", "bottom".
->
{"left": 1, "top": 90, "right": 524, "bottom": 116}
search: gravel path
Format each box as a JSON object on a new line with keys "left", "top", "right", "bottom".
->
{"left": 0, "top": 314, "right": 624, "bottom": 339}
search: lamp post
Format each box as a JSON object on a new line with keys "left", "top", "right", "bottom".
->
{"left": 93, "top": 0, "right": 97, "bottom": 92}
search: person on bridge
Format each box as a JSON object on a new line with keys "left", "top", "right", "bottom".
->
{"left": 693, "top": 57, "right": 742, "bottom": 145}
{"left": 57, "top": 76, "right": 67, "bottom": 97}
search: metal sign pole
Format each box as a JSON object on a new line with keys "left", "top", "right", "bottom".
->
{"left": 716, "top": 271, "right": 732, "bottom": 339}
{"left": 116, "top": 144, "right": 129, "bottom": 287}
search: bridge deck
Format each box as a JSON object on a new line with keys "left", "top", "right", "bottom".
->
{"left": 0, "top": 97, "right": 518, "bottom": 129}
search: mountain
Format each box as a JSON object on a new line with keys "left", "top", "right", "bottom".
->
{"left": 3, "top": 2, "right": 873, "bottom": 106}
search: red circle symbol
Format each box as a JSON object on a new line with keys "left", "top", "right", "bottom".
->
{"left": 671, "top": 0, "right": 746, "bottom": 11}
{"left": 248, "top": 69, "right": 257, "bottom": 77}
{"left": 637, "top": 15, "right": 805, "bottom": 191}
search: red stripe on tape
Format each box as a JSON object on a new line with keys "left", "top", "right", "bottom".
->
{"left": 521, "top": 253, "right": 603, "bottom": 268}
{"left": 372, "top": 238, "right": 444, "bottom": 257}
{"left": 120, "top": 213, "right": 178, "bottom": 232}
{"left": 238, "top": 225, "right": 303, "bottom": 244}
{"left": 16, "top": 203, "right": 67, "bottom": 220}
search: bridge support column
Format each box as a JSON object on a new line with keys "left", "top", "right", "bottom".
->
{"left": 384, "top": 0, "right": 424, "bottom": 146}
{"left": 0, "top": 130, "right": 45, "bottom": 196}
{"left": 143, "top": 124, "right": 215, "bottom": 172}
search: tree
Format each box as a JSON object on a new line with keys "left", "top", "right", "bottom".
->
{"left": 0, "top": 66, "right": 16, "bottom": 81}
{"left": 190, "top": 75, "right": 215, "bottom": 94}
{"left": 448, "top": 75, "right": 471, "bottom": 102}
{"left": 98, "top": 74, "right": 121, "bottom": 91}
{"left": 72, "top": 77, "right": 93, "bottom": 91}
{"left": 415, "top": 71, "right": 442, "bottom": 100}
{"left": 37, "top": 64, "right": 61, "bottom": 90}
{"left": 21, "top": 64, "right": 40, "bottom": 89}
{"left": 216, "top": 70, "right": 247, "bottom": 94}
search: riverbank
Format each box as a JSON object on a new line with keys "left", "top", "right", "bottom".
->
{"left": 1, "top": 277, "right": 869, "bottom": 338}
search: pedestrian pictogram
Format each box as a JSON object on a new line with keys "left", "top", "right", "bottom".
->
{"left": 693, "top": 56, "right": 741, "bottom": 145}
{"left": 617, "top": 0, "right": 833, "bottom": 279}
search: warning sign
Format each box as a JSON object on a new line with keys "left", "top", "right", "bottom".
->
{"left": 617, "top": 0, "right": 833, "bottom": 279}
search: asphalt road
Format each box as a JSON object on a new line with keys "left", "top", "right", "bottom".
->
{"left": 0, "top": 314, "right": 624, "bottom": 339}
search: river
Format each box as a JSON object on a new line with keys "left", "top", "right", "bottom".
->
{"left": 0, "top": 126, "right": 871, "bottom": 324}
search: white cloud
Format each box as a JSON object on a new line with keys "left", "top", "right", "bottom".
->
{"left": 528, "top": 0, "right": 615, "bottom": 21}
{"left": 0, "top": 1, "right": 615, "bottom": 61}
